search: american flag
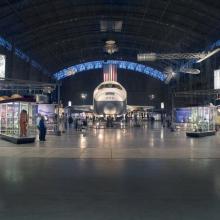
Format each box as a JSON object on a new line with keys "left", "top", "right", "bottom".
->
{"left": 103, "top": 64, "right": 117, "bottom": 82}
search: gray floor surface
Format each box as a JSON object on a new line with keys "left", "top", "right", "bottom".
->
{"left": 0, "top": 124, "right": 220, "bottom": 219}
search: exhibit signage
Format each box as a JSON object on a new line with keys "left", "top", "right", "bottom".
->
{"left": 37, "top": 104, "right": 55, "bottom": 117}
{"left": 214, "top": 69, "right": 220, "bottom": 89}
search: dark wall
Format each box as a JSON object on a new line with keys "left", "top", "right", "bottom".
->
{"left": 170, "top": 53, "right": 220, "bottom": 107}
{"left": 0, "top": 47, "right": 51, "bottom": 82}
{"left": 61, "top": 69, "right": 168, "bottom": 108}
{"left": 175, "top": 53, "right": 220, "bottom": 91}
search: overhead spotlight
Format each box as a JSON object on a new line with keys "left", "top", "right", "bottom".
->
{"left": 104, "top": 40, "right": 118, "bottom": 55}
{"left": 148, "top": 94, "right": 155, "bottom": 100}
{"left": 43, "top": 86, "right": 52, "bottom": 94}
{"left": 164, "top": 66, "right": 176, "bottom": 84}
{"left": 81, "top": 93, "right": 87, "bottom": 100}
{"left": 165, "top": 66, "right": 176, "bottom": 76}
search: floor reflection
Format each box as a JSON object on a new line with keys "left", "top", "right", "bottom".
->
{"left": 0, "top": 158, "right": 219, "bottom": 219}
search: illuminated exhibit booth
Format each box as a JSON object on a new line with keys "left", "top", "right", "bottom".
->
{"left": 175, "top": 106, "right": 216, "bottom": 137}
{"left": 0, "top": 98, "right": 37, "bottom": 144}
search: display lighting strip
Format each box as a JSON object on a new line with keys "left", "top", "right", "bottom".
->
{"left": 0, "top": 36, "right": 49, "bottom": 75}
{"left": 53, "top": 60, "right": 167, "bottom": 82}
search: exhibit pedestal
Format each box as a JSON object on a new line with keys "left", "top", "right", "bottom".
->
{"left": 186, "top": 130, "right": 216, "bottom": 137}
{"left": 0, "top": 134, "right": 35, "bottom": 144}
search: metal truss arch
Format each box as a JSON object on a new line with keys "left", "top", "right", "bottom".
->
{"left": 53, "top": 60, "right": 167, "bottom": 82}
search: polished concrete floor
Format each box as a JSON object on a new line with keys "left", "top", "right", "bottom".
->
{"left": 0, "top": 158, "right": 220, "bottom": 219}
{"left": 0, "top": 123, "right": 220, "bottom": 159}
{"left": 0, "top": 123, "right": 220, "bottom": 219}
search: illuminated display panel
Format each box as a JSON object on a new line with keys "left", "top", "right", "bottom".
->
{"left": 0, "top": 55, "right": 6, "bottom": 79}
{"left": 54, "top": 60, "right": 167, "bottom": 82}
{"left": 214, "top": 69, "right": 220, "bottom": 90}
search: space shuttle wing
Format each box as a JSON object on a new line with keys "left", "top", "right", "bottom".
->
{"left": 70, "top": 105, "right": 93, "bottom": 113}
{"left": 127, "top": 105, "right": 154, "bottom": 112}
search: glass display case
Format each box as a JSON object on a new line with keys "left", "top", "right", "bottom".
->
{"left": 175, "top": 106, "right": 216, "bottom": 137}
{"left": 185, "top": 107, "right": 215, "bottom": 132}
{"left": 0, "top": 101, "right": 37, "bottom": 138}
{"left": 175, "top": 106, "right": 216, "bottom": 132}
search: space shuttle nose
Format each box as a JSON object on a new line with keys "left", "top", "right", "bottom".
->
{"left": 93, "top": 81, "right": 127, "bottom": 115}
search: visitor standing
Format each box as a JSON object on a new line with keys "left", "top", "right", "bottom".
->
{"left": 68, "top": 115, "right": 73, "bottom": 129}
{"left": 39, "top": 116, "right": 47, "bottom": 141}
{"left": 36, "top": 113, "right": 41, "bottom": 137}
{"left": 60, "top": 113, "right": 65, "bottom": 133}
{"left": 75, "top": 118, "right": 78, "bottom": 131}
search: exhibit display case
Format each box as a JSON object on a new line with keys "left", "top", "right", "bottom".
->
{"left": 186, "top": 107, "right": 215, "bottom": 132}
{"left": 0, "top": 100, "right": 37, "bottom": 143}
{"left": 175, "top": 106, "right": 216, "bottom": 137}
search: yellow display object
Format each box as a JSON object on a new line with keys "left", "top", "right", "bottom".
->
{"left": 0, "top": 96, "right": 9, "bottom": 100}
{"left": 11, "top": 94, "right": 22, "bottom": 99}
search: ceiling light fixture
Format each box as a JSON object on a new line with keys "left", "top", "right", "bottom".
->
{"left": 104, "top": 40, "right": 118, "bottom": 55}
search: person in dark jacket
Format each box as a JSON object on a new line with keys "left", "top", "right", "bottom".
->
{"left": 68, "top": 116, "right": 73, "bottom": 129}
{"left": 39, "top": 116, "right": 46, "bottom": 141}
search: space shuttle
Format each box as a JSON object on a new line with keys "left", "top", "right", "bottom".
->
{"left": 70, "top": 63, "right": 153, "bottom": 116}
{"left": 93, "top": 64, "right": 127, "bottom": 115}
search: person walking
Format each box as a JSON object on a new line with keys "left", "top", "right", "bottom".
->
{"left": 39, "top": 116, "right": 47, "bottom": 141}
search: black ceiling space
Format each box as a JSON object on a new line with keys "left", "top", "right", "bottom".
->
{"left": 0, "top": 0, "right": 220, "bottom": 75}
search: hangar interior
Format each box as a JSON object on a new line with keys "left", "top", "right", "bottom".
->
{"left": 0, "top": 1, "right": 220, "bottom": 219}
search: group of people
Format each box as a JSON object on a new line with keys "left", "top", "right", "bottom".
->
{"left": 74, "top": 117, "right": 88, "bottom": 131}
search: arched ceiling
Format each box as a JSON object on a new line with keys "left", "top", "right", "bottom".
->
{"left": 0, "top": 0, "right": 220, "bottom": 75}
